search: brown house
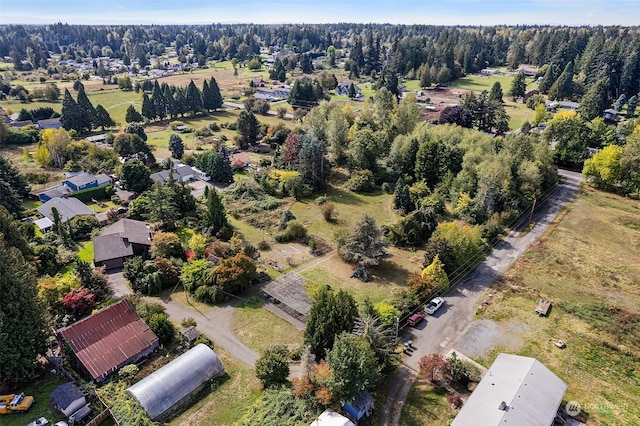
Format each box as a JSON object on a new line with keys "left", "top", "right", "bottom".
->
{"left": 56, "top": 299, "right": 159, "bottom": 382}
{"left": 93, "top": 218, "right": 153, "bottom": 270}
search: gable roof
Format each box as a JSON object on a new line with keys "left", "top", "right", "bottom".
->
{"left": 150, "top": 165, "right": 195, "bottom": 183}
{"left": 57, "top": 299, "right": 159, "bottom": 382}
{"left": 40, "top": 185, "right": 72, "bottom": 200}
{"left": 452, "top": 353, "right": 567, "bottom": 426}
{"left": 64, "top": 172, "right": 111, "bottom": 188}
{"left": 37, "top": 118, "right": 62, "bottom": 128}
{"left": 93, "top": 219, "right": 152, "bottom": 263}
{"left": 50, "top": 382, "right": 85, "bottom": 410}
{"left": 100, "top": 218, "right": 152, "bottom": 245}
{"left": 37, "top": 197, "right": 96, "bottom": 222}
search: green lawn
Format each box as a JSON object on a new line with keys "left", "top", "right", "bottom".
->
{"left": 232, "top": 297, "right": 303, "bottom": 354}
{"left": 476, "top": 186, "right": 640, "bottom": 425}
{"left": 2, "top": 374, "right": 68, "bottom": 426}
{"left": 399, "top": 382, "right": 454, "bottom": 426}
{"left": 86, "top": 200, "right": 118, "bottom": 213}
{"left": 77, "top": 241, "right": 94, "bottom": 263}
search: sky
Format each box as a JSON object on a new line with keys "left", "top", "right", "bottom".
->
{"left": 1, "top": 0, "right": 638, "bottom": 26}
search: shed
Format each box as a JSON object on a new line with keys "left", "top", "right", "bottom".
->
{"left": 452, "top": 353, "right": 567, "bottom": 426}
{"left": 34, "top": 217, "right": 54, "bottom": 233}
{"left": 127, "top": 344, "right": 225, "bottom": 422}
{"left": 179, "top": 326, "right": 201, "bottom": 348}
{"left": 342, "top": 391, "right": 373, "bottom": 421}
{"left": 50, "top": 382, "right": 87, "bottom": 417}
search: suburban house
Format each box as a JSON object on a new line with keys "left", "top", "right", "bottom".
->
{"left": 50, "top": 382, "right": 88, "bottom": 417}
{"left": 93, "top": 218, "right": 153, "bottom": 270}
{"left": 37, "top": 197, "right": 96, "bottom": 223}
{"left": 480, "top": 68, "right": 499, "bottom": 76}
{"left": 230, "top": 152, "right": 250, "bottom": 170}
{"left": 38, "top": 171, "right": 111, "bottom": 201}
{"left": 151, "top": 164, "right": 195, "bottom": 183}
{"left": 451, "top": 353, "right": 567, "bottom": 426}
{"left": 56, "top": 298, "right": 159, "bottom": 383}
{"left": 309, "top": 409, "right": 355, "bottom": 426}
{"left": 603, "top": 109, "right": 622, "bottom": 122}
{"left": 126, "top": 344, "right": 225, "bottom": 422}
{"left": 335, "top": 82, "right": 363, "bottom": 98}
{"left": 37, "top": 118, "right": 63, "bottom": 129}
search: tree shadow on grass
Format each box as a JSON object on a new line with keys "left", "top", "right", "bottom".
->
{"left": 371, "top": 260, "right": 411, "bottom": 286}
{"left": 328, "top": 186, "right": 365, "bottom": 206}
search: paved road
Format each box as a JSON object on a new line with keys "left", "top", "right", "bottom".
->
{"left": 380, "top": 170, "right": 582, "bottom": 425}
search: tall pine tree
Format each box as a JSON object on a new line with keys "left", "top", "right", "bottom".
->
{"left": 142, "top": 92, "right": 155, "bottom": 122}
{"left": 76, "top": 85, "right": 96, "bottom": 132}
{"left": 209, "top": 77, "right": 224, "bottom": 111}
{"left": 186, "top": 80, "right": 203, "bottom": 115}
{"left": 60, "top": 88, "right": 82, "bottom": 133}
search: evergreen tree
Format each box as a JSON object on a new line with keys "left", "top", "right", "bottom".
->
{"left": 186, "top": 80, "right": 203, "bottom": 115}
{"left": 0, "top": 233, "right": 47, "bottom": 383}
{"left": 125, "top": 104, "right": 143, "bottom": 123}
{"left": 539, "top": 64, "right": 559, "bottom": 94}
{"left": 118, "top": 158, "right": 152, "bottom": 193}
{"left": 489, "top": 81, "right": 504, "bottom": 102}
{"left": 147, "top": 181, "right": 179, "bottom": 229}
{"left": 304, "top": 285, "right": 358, "bottom": 360}
{"left": 174, "top": 89, "right": 189, "bottom": 117}
{"left": 236, "top": 110, "right": 260, "bottom": 149}
{"left": 348, "top": 82, "right": 356, "bottom": 99}
{"left": 151, "top": 82, "right": 166, "bottom": 121}
{"left": 142, "top": 92, "right": 155, "bottom": 122}
{"left": 420, "top": 64, "right": 432, "bottom": 88}
{"left": 548, "top": 61, "right": 574, "bottom": 100}
{"left": 201, "top": 79, "right": 214, "bottom": 112}
{"left": 60, "top": 88, "right": 82, "bottom": 132}
{"left": 297, "top": 134, "right": 329, "bottom": 192}
{"left": 163, "top": 84, "right": 177, "bottom": 119}
{"left": 209, "top": 77, "right": 224, "bottom": 111}
{"left": 509, "top": 72, "right": 527, "bottom": 100}
{"left": 217, "top": 144, "right": 234, "bottom": 184}
{"left": 76, "top": 85, "right": 96, "bottom": 132}
{"left": 94, "top": 104, "right": 115, "bottom": 130}
{"left": 255, "top": 345, "right": 290, "bottom": 388}
{"left": 614, "top": 94, "right": 627, "bottom": 112}
{"left": 204, "top": 187, "right": 228, "bottom": 233}
{"left": 168, "top": 134, "right": 184, "bottom": 159}
{"left": 338, "top": 214, "right": 388, "bottom": 268}
{"left": 627, "top": 95, "right": 638, "bottom": 117}
{"left": 580, "top": 77, "right": 611, "bottom": 121}
{"left": 393, "top": 181, "right": 414, "bottom": 214}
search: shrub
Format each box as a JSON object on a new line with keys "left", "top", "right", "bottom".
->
{"left": 314, "top": 195, "right": 328, "bottom": 205}
{"left": 257, "top": 240, "right": 271, "bottom": 251}
{"left": 181, "top": 317, "right": 197, "bottom": 327}
{"left": 320, "top": 202, "right": 336, "bottom": 222}
{"left": 447, "top": 393, "right": 462, "bottom": 408}
{"left": 344, "top": 169, "right": 376, "bottom": 193}
{"left": 275, "top": 220, "right": 307, "bottom": 242}
{"left": 381, "top": 182, "right": 393, "bottom": 193}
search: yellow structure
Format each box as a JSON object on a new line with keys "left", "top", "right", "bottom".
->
{"left": 0, "top": 393, "right": 35, "bottom": 414}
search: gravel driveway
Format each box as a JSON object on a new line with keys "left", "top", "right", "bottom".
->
{"left": 380, "top": 170, "right": 582, "bottom": 425}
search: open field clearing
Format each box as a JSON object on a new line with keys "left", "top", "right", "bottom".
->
{"left": 468, "top": 185, "right": 640, "bottom": 425}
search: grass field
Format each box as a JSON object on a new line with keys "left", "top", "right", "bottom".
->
{"left": 76, "top": 241, "right": 94, "bottom": 263}
{"left": 449, "top": 73, "right": 537, "bottom": 129}
{"left": 399, "top": 381, "right": 454, "bottom": 426}
{"left": 2, "top": 373, "right": 67, "bottom": 426}
{"left": 473, "top": 185, "right": 640, "bottom": 425}
{"left": 232, "top": 297, "right": 303, "bottom": 354}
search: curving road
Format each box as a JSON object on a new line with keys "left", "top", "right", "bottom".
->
{"left": 379, "top": 170, "right": 582, "bottom": 425}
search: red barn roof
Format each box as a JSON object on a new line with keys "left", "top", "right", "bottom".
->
{"left": 57, "top": 299, "right": 159, "bottom": 382}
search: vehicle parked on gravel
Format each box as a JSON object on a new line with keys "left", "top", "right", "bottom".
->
{"left": 424, "top": 297, "right": 445, "bottom": 315}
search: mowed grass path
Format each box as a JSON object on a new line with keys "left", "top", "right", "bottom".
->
{"left": 477, "top": 185, "right": 640, "bottom": 424}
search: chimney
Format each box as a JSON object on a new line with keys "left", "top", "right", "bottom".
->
{"left": 498, "top": 401, "right": 508, "bottom": 411}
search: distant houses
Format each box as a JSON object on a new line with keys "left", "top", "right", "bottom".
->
{"left": 151, "top": 162, "right": 211, "bottom": 183}
{"left": 56, "top": 298, "right": 159, "bottom": 383}
{"left": 335, "top": 82, "right": 363, "bottom": 98}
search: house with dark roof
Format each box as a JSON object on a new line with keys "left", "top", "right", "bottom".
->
{"left": 151, "top": 165, "right": 195, "bottom": 183}
{"left": 37, "top": 197, "right": 96, "bottom": 223}
{"left": 37, "top": 118, "right": 63, "bottom": 129}
{"left": 50, "top": 382, "right": 87, "bottom": 417}
{"left": 335, "top": 82, "right": 363, "bottom": 98}
{"left": 56, "top": 298, "right": 159, "bottom": 383}
{"left": 93, "top": 218, "right": 153, "bottom": 270}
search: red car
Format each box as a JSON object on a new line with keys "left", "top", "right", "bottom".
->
{"left": 408, "top": 312, "right": 425, "bottom": 326}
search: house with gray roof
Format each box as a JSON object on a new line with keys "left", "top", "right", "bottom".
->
{"left": 93, "top": 218, "right": 153, "bottom": 269}
{"left": 37, "top": 118, "right": 63, "bottom": 129}
{"left": 451, "top": 353, "right": 567, "bottom": 426}
{"left": 151, "top": 165, "right": 195, "bottom": 183}
{"left": 38, "top": 171, "right": 111, "bottom": 201}
{"left": 37, "top": 197, "right": 96, "bottom": 223}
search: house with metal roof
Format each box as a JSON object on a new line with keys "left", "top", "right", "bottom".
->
{"left": 309, "top": 409, "right": 355, "bottom": 426}
{"left": 93, "top": 218, "right": 153, "bottom": 270}
{"left": 127, "top": 344, "right": 225, "bottom": 422}
{"left": 37, "top": 197, "right": 96, "bottom": 223}
{"left": 451, "top": 353, "right": 567, "bottom": 426}
{"left": 56, "top": 298, "right": 159, "bottom": 383}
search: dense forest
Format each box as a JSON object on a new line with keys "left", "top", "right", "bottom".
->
{"left": 1, "top": 23, "right": 639, "bottom": 98}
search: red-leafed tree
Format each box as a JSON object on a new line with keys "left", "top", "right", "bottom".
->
{"left": 283, "top": 133, "right": 301, "bottom": 169}
{"left": 62, "top": 288, "right": 97, "bottom": 318}
{"left": 419, "top": 353, "right": 451, "bottom": 385}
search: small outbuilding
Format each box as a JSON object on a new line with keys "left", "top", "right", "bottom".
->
{"left": 179, "top": 326, "right": 201, "bottom": 348}
{"left": 50, "top": 382, "right": 87, "bottom": 417}
{"left": 126, "top": 344, "right": 225, "bottom": 422}
{"left": 342, "top": 391, "right": 373, "bottom": 422}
